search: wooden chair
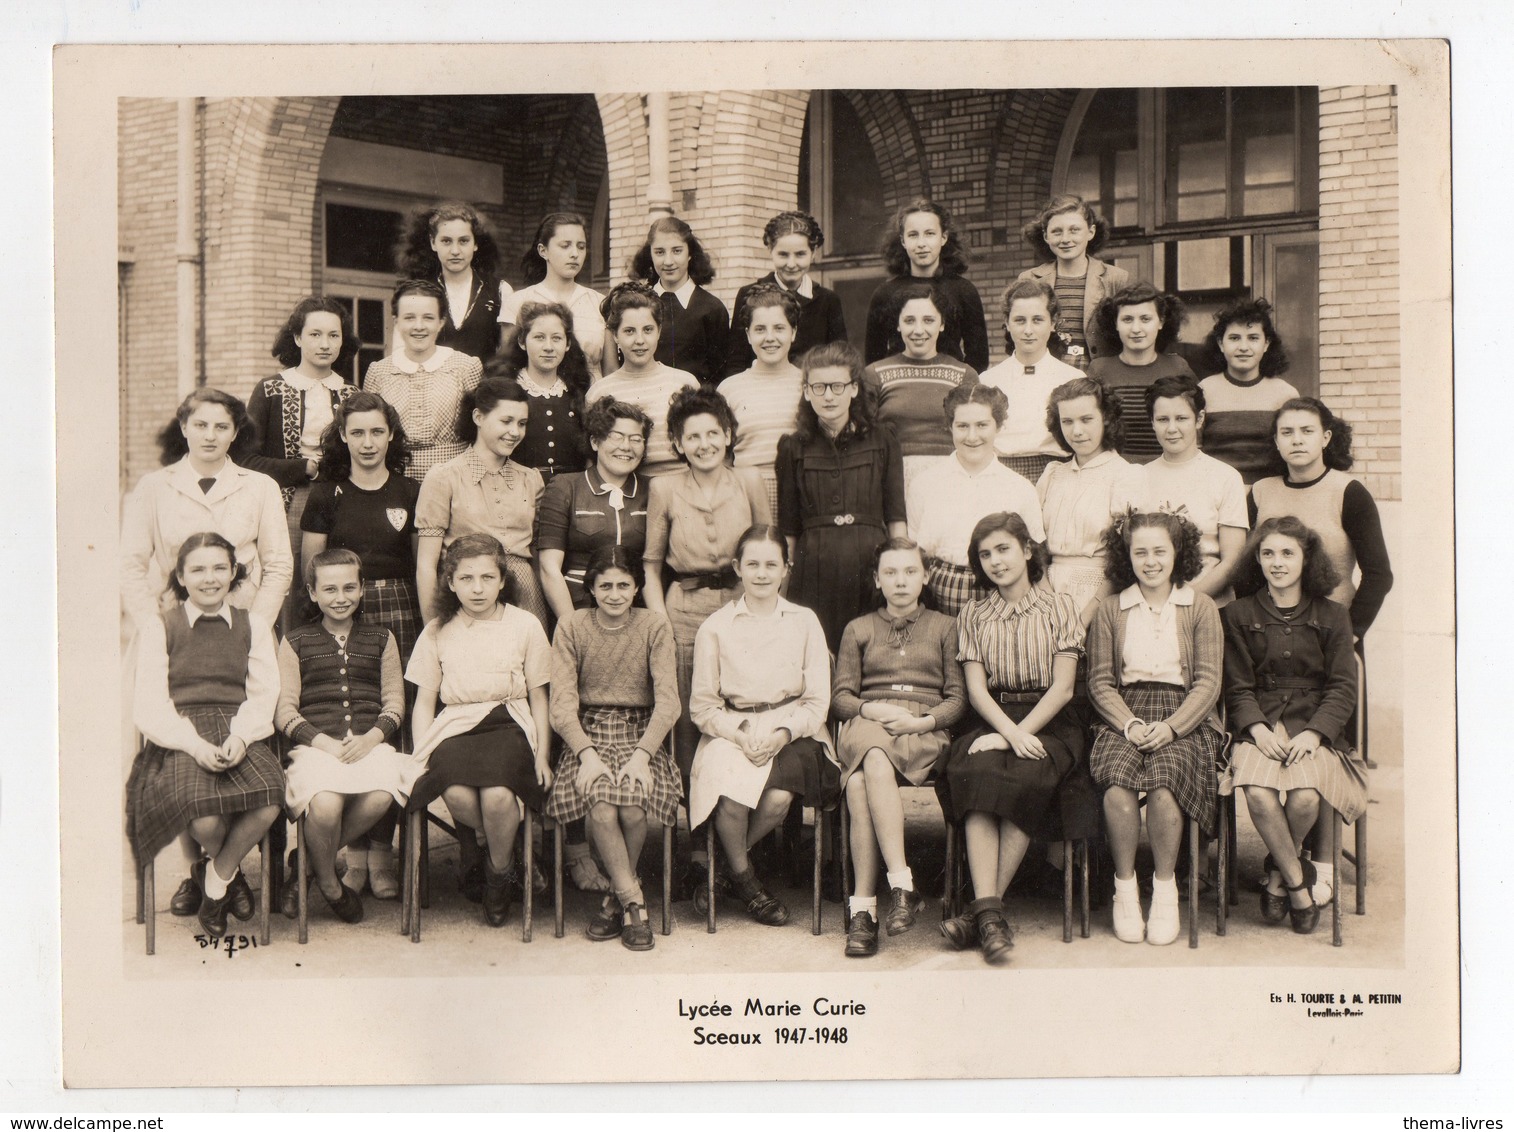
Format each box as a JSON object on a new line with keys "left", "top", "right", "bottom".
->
{"left": 400, "top": 800, "right": 542, "bottom": 944}
{"left": 940, "top": 823, "right": 1092, "bottom": 943}
{"left": 704, "top": 801, "right": 834, "bottom": 935}
{"left": 551, "top": 818, "right": 676, "bottom": 939}
{"left": 138, "top": 830, "right": 274, "bottom": 955}
{"left": 1331, "top": 651, "right": 1372, "bottom": 944}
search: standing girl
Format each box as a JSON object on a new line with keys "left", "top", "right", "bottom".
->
{"left": 831, "top": 538, "right": 967, "bottom": 957}
{"left": 414, "top": 377, "right": 549, "bottom": 630}
{"left": 363, "top": 279, "right": 484, "bottom": 481}
{"left": 777, "top": 341, "right": 907, "bottom": 652}
{"left": 501, "top": 301, "right": 592, "bottom": 483}
{"left": 1016, "top": 194, "right": 1131, "bottom": 372}
{"left": 934, "top": 513, "right": 1097, "bottom": 964}
{"left": 630, "top": 216, "right": 731, "bottom": 386}
{"left": 864, "top": 199, "right": 990, "bottom": 372}
{"left": 977, "top": 279, "right": 1084, "bottom": 482}
{"left": 546, "top": 547, "right": 682, "bottom": 949}
{"left": 723, "top": 210, "right": 847, "bottom": 377}
{"left": 906, "top": 383, "right": 1044, "bottom": 618}
{"left": 1222, "top": 518, "right": 1365, "bottom": 934}
{"left": 1196, "top": 299, "right": 1301, "bottom": 484}
{"left": 1087, "top": 511, "right": 1225, "bottom": 945}
{"left": 688, "top": 525, "right": 839, "bottom": 926}
{"left": 1120, "top": 376, "right": 1249, "bottom": 602}
{"left": 127, "top": 532, "right": 285, "bottom": 939}
{"left": 406, "top": 534, "right": 553, "bottom": 928}
{"left": 497, "top": 212, "right": 615, "bottom": 380}
{"left": 1036, "top": 377, "right": 1135, "bottom": 624}
{"left": 589, "top": 282, "right": 700, "bottom": 478}
{"left": 277, "top": 549, "right": 417, "bottom": 924}
{"left": 395, "top": 201, "right": 509, "bottom": 362}
{"left": 717, "top": 284, "right": 806, "bottom": 518}
{"left": 863, "top": 283, "right": 979, "bottom": 491}
{"left": 1088, "top": 283, "right": 1194, "bottom": 463}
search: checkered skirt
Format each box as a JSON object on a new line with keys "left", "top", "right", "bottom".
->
{"left": 997, "top": 453, "right": 1058, "bottom": 482}
{"left": 545, "top": 706, "right": 682, "bottom": 826}
{"left": 1089, "top": 683, "right": 1222, "bottom": 834}
{"left": 126, "top": 705, "right": 286, "bottom": 868}
{"left": 927, "top": 559, "right": 988, "bottom": 618}
{"left": 362, "top": 577, "right": 422, "bottom": 664}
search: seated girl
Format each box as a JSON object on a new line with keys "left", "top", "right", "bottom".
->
{"left": 1221, "top": 517, "right": 1365, "bottom": 935}
{"left": 545, "top": 547, "right": 682, "bottom": 950}
{"left": 1087, "top": 511, "right": 1225, "bottom": 946}
{"left": 831, "top": 538, "right": 966, "bottom": 957}
{"left": 127, "top": 532, "right": 285, "bottom": 940}
{"left": 687, "top": 525, "right": 839, "bottom": 926}
{"left": 277, "top": 549, "right": 419, "bottom": 923}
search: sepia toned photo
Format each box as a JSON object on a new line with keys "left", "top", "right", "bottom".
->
{"left": 54, "top": 38, "right": 1455, "bottom": 1088}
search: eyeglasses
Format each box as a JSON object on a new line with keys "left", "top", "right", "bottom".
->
{"left": 806, "top": 381, "right": 855, "bottom": 396}
{"left": 602, "top": 430, "right": 646, "bottom": 447}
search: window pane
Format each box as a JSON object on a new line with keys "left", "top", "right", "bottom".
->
{"left": 1175, "top": 236, "right": 1231, "bottom": 292}
{"left": 325, "top": 203, "right": 403, "bottom": 274}
{"left": 356, "top": 297, "right": 386, "bottom": 345}
{"left": 826, "top": 95, "right": 887, "bottom": 257}
{"left": 1112, "top": 150, "right": 1139, "bottom": 227}
{"left": 1235, "top": 88, "right": 1298, "bottom": 216}
{"left": 1066, "top": 153, "right": 1100, "bottom": 203}
{"left": 1071, "top": 88, "right": 1139, "bottom": 229}
{"left": 1165, "top": 87, "right": 1228, "bottom": 223}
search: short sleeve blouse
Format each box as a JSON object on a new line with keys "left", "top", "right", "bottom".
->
{"left": 956, "top": 588, "right": 1084, "bottom": 691}
{"left": 404, "top": 605, "right": 551, "bottom": 707}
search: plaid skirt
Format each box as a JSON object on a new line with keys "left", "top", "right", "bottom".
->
{"left": 757, "top": 466, "right": 779, "bottom": 523}
{"left": 1221, "top": 739, "right": 1369, "bottom": 823}
{"left": 361, "top": 577, "right": 421, "bottom": 664}
{"left": 505, "top": 554, "right": 550, "bottom": 633}
{"left": 545, "top": 706, "right": 683, "bottom": 826}
{"left": 126, "top": 705, "right": 286, "bottom": 868}
{"left": 1089, "top": 683, "right": 1223, "bottom": 834}
{"left": 998, "top": 453, "right": 1058, "bottom": 482}
{"left": 927, "top": 559, "right": 988, "bottom": 618}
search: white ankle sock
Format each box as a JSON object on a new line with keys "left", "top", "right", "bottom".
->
{"left": 850, "top": 895, "right": 878, "bottom": 918}
{"left": 1151, "top": 874, "right": 1179, "bottom": 906}
{"left": 205, "top": 861, "right": 234, "bottom": 900}
{"left": 886, "top": 868, "right": 915, "bottom": 892}
{"left": 1113, "top": 873, "right": 1139, "bottom": 900}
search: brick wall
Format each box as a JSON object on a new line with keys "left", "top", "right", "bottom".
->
{"left": 1317, "top": 85, "right": 1400, "bottom": 501}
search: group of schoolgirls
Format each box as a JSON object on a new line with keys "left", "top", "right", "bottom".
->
{"left": 121, "top": 192, "right": 1392, "bottom": 966}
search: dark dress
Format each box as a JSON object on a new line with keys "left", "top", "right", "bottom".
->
{"left": 437, "top": 273, "right": 504, "bottom": 361}
{"left": 723, "top": 273, "right": 847, "bottom": 378}
{"left": 775, "top": 424, "right": 905, "bottom": 652}
{"left": 656, "top": 286, "right": 731, "bottom": 386}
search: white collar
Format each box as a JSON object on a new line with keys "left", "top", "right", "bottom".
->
{"left": 654, "top": 278, "right": 697, "bottom": 307}
{"left": 184, "top": 601, "right": 234, "bottom": 627}
{"left": 1119, "top": 583, "right": 1196, "bottom": 610}
{"left": 732, "top": 594, "right": 799, "bottom": 619}
{"left": 388, "top": 346, "right": 457, "bottom": 374}
{"left": 279, "top": 367, "right": 348, "bottom": 393}
{"left": 516, "top": 371, "right": 568, "bottom": 398}
{"left": 774, "top": 274, "right": 814, "bottom": 299}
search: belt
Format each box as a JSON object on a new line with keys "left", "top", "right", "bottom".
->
{"left": 1257, "top": 675, "right": 1323, "bottom": 692}
{"left": 993, "top": 690, "right": 1043, "bottom": 705}
{"left": 367, "top": 578, "right": 410, "bottom": 589}
{"left": 802, "top": 513, "right": 885, "bottom": 530}
{"left": 723, "top": 693, "right": 800, "bottom": 714}
{"left": 674, "top": 567, "right": 738, "bottom": 591}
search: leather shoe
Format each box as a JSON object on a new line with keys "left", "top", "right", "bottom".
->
{"left": 323, "top": 882, "right": 364, "bottom": 924}
{"left": 731, "top": 868, "right": 789, "bottom": 927}
{"left": 691, "top": 863, "right": 731, "bottom": 915}
{"left": 227, "top": 870, "right": 256, "bottom": 922}
{"left": 170, "top": 863, "right": 204, "bottom": 917}
{"left": 971, "top": 899, "right": 1014, "bottom": 965}
{"left": 482, "top": 862, "right": 513, "bottom": 928}
{"left": 1287, "top": 858, "right": 1321, "bottom": 935}
{"left": 280, "top": 874, "right": 302, "bottom": 919}
{"left": 621, "top": 902, "right": 655, "bottom": 951}
{"left": 585, "top": 895, "right": 623, "bottom": 942}
{"left": 884, "top": 887, "right": 924, "bottom": 936}
{"left": 940, "top": 911, "right": 977, "bottom": 950}
{"left": 844, "top": 910, "right": 879, "bottom": 957}
{"left": 197, "top": 888, "right": 230, "bottom": 939}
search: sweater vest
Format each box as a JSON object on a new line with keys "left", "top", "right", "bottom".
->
{"left": 164, "top": 606, "right": 252, "bottom": 710}
{"left": 285, "top": 621, "right": 388, "bottom": 739}
{"left": 1251, "top": 471, "right": 1357, "bottom": 607}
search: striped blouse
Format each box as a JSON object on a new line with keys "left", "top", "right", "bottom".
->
{"left": 957, "top": 588, "right": 1084, "bottom": 692}
{"left": 716, "top": 368, "right": 804, "bottom": 470}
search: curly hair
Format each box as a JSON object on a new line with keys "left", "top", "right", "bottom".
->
{"left": 1093, "top": 282, "right": 1186, "bottom": 357}
{"left": 735, "top": 282, "right": 801, "bottom": 333}
{"left": 666, "top": 386, "right": 739, "bottom": 462}
{"left": 600, "top": 280, "right": 663, "bottom": 332}
{"left": 166, "top": 531, "right": 247, "bottom": 601}
{"left": 519, "top": 212, "right": 590, "bottom": 285}
{"left": 582, "top": 544, "right": 642, "bottom": 599}
{"left": 999, "top": 277, "right": 1066, "bottom": 358}
{"left": 1045, "top": 377, "right": 1125, "bottom": 456}
{"left": 156, "top": 387, "right": 258, "bottom": 466}
{"left": 1144, "top": 374, "right": 1205, "bottom": 420}
{"left": 629, "top": 216, "right": 716, "bottom": 287}
{"left": 270, "top": 296, "right": 360, "bottom": 373}
{"left": 457, "top": 373, "right": 530, "bottom": 446}
{"left": 794, "top": 341, "right": 879, "bottom": 441}
{"left": 763, "top": 210, "right": 825, "bottom": 251}
{"left": 878, "top": 281, "right": 945, "bottom": 357}
{"left": 390, "top": 277, "right": 445, "bottom": 317}
{"left": 943, "top": 381, "right": 1008, "bottom": 428}
{"left": 315, "top": 390, "right": 409, "bottom": 481}
{"left": 502, "top": 300, "right": 591, "bottom": 399}
{"left": 1020, "top": 194, "right": 1111, "bottom": 263}
{"left": 581, "top": 396, "right": 653, "bottom": 462}
{"left": 880, "top": 198, "right": 970, "bottom": 279}
{"left": 1233, "top": 515, "right": 1343, "bottom": 600}
{"left": 967, "top": 511, "right": 1049, "bottom": 591}
{"left": 394, "top": 200, "right": 501, "bottom": 280}
{"left": 1199, "top": 297, "right": 1291, "bottom": 378}
{"left": 1100, "top": 510, "right": 1206, "bottom": 589}
{"left": 1271, "top": 397, "right": 1355, "bottom": 472}
{"left": 433, "top": 533, "right": 512, "bottom": 624}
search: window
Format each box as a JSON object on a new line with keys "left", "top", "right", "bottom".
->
{"left": 318, "top": 192, "right": 409, "bottom": 384}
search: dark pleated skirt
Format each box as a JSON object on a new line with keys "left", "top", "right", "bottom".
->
{"left": 406, "top": 705, "right": 545, "bottom": 813}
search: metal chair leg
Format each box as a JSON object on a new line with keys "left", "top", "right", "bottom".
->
{"left": 296, "top": 814, "right": 309, "bottom": 945}
{"left": 398, "top": 810, "right": 411, "bottom": 935}
{"left": 662, "top": 821, "right": 673, "bottom": 936}
{"left": 420, "top": 813, "right": 432, "bottom": 910}
{"left": 1079, "top": 839, "right": 1091, "bottom": 938}
{"left": 1217, "top": 797, "right": 1229, "bottom": 937}
{"left": 705, "top": 821, "right": 717, "bottom": 934}
{"left": 408, "top": 809, "right": 424, "bottom": 943}
{"left": 1355, "top": 813, "right": 1367, "bottom": 915}
{"left": 259, "top": 829, "right": 273, "bottom": 946}
{"left": 522, "top": 809, "right": 534, "bottom": 944}
{"left": 553, "top": 821, "right": 565, "bottom": 939}
{"left": 135, "top": 854, "right": 146, "bottom": 925}
{"left": 942, "top": 821, "right": 957, "bottom": 921}
{"left": 1187, "top": 817, "right": 1200, "bottom": 949}
{"left": 143, "top": 857, "right": 156, "bottom": 956}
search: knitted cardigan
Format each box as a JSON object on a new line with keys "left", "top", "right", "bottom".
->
{"left": 1086, "top": 587, "right": 1225, "bottom": 738}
